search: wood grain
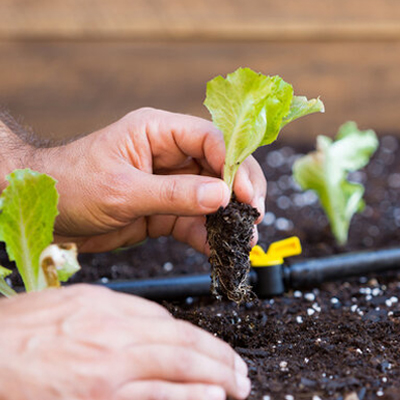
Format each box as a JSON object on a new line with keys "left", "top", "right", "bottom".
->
{"left": 1, "top": 0, "right": 400, "bottom": 40}
{"left": 1, "top": 41, "right": 399, "bottom": 143}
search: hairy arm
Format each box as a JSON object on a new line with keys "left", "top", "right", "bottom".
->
{"left": 0, "top": 109, "right": 74, "bottom": 190}
{"left": 0, "top": 110, "right": 31, "bottom": 191}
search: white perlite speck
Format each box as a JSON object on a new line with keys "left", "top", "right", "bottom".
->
{"left": 372, "top": 287, "right": 381, "bottom": 296}
{"left": 284, "top": 396, "right": 294, "bottom": 400}
{"left": 304, "top": 292, "right": 315, "bottom": 302}
{"left": 307, "top": 308, "right": 316, "bottom": 316}
{"left": 296, "top": 316, "right": 303, "bottom": 324}
{"left": 377, "top": 389, "right": 384, "bottom": 397}
{"left": 262, "top": 396, "right": 271, "bottom": 400}
{"left": 279, "top": 361, "right": 289, "bottom": 372}
{"left": 163, "top": 262, "right": 174, "bottom": 272}
{"left": 360, "top": 287, "right": 372, "bottom": 295}
{"left": 330, "top": 297, "right": 339, "bottom": 304}
{"left": 312, "top": 303, "right": 321, "bottom": 312}
{"left": 279, "top": 361, "right": 288, "bottom": 370}
{"left": 294, "top": 290, "right": 302, "bottom": 298}
{"left": 385, "top": 299, "right": 393, "bottom": 307}
{"left": 312, "top": 396, "right": 322, "bottom": 400}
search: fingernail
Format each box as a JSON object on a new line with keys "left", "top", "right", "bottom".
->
{"left": 197, "top": 182, "right": 229, "bottom": 210}
{"left": 236, "top": 373, "right": 251, "bottom": 399}
{"left": 206, "top": 386, "right": 226, "bottom": 400}
{"left": 257, "top": 196, "right": 265, "bottom": 216}
{"left": 235, "top": 354, "right": 248, "bottom": 376}
{"left": 251, "top": 226, "right": 259, "bottom": 246}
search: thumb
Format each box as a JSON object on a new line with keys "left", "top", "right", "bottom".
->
{"left": 130, "top": 173, "right": 230, "bottom": 216}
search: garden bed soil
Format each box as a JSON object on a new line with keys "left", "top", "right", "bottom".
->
{"left": 4, "top": 134, "right": 400, "bottom": 399}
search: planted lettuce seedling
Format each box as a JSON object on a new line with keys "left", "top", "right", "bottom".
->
{"left": 0, "top": 169, "right": 80, "bottom": 297}
{"left": 293, "top": 121, "right": 379, "bottom": 246}
{"left": 204, "top": 67, "right": 324, "bottom": 302}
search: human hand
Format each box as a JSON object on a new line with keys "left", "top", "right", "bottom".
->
{"left": 34, "top": 108, "right": 266, "bottom": 253}
{"left": 0, "top": 285, "right": 251, "bottom": 400}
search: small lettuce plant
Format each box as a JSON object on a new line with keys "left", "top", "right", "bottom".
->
{"left": 204, "top": 67, "right": 325, "bottom": 193}
{"left": 0, "top": 169, "right": 80, "bottom": 297}
{"left": 293, "top": 122, "right": 379, "bottom": 246}
{"left": 204, "top": 67, "right": 324, "bottom": 302}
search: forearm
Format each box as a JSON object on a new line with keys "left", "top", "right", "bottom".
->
{"left": 0, "top": 110, "right": 59, "bottom": 192}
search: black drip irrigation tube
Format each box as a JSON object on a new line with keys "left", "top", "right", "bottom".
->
{"left": 98, "top": 247, "right": 400, "bottom": 300}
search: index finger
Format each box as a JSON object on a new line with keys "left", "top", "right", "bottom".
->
{"left": 130, "top": 108, "right": 226, "bottom": 177}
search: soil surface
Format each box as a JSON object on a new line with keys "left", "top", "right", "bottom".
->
{"left": 4, "top": 134, "right": 400, "bottom": 399}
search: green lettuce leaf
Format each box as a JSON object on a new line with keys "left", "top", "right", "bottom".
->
{"left": 281, "top": 96, "right": 325, "bottom": 128}
{"left": 0, "top": 265, "right": 16, "bottom": 297}
{"left": 293, "top": 122, "right": 379, "bottom": 245}
{"left": 204, "top": 68, "right": 324, "bottom": 191}
{"left": 0, "top": 169, "right": 59, "bottom": 291}
{"left": 0, "top": 265, "right": 12, "bottom": 278}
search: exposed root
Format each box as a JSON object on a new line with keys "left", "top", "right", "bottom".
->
{"left": 206, "top": 195, "right": 260, "bottom": 303}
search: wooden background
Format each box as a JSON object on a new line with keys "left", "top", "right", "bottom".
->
{"left": 1, "top": 0, "right": 400, "bottom": 143}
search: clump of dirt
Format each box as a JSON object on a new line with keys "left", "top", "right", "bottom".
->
{"left": 206, "top": 195, "right": 260, "bottom": 303}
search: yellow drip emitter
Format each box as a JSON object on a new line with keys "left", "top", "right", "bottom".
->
{"left": 248, "top": 237, "right": 302, "bottom": 297}
{"left": 250, "top": 236, "right": 302, "bottom": 267}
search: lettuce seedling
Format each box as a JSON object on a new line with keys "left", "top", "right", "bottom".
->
{"left": 204, "top": 68, "right": 324, "bottom": 302}
{"left": 293, "top": 122, "right": 379, "bottom": 246}
{"left": 204, "top": 67, "right": 325, "bottom": 192}
{"left": 0, "top": 169, "right": 80, "bottom": 296}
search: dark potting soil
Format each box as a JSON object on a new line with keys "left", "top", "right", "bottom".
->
{"left": 3, "top": 134, "right": 400, "bottom": 399}
{"left": 206, "top": 196, "right": 260, "bottom": 303}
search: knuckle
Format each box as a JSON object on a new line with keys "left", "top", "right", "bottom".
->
{"left": 176, "top": 320, "right": 199, "bottom": 347}
{"left": 137, "top": 106, "right": 156, "bottom": 115}
{"left": 152, "top": 303, "right": 172, "bottom": 319}
{"left": 66, "top": 284, "right": 110, "bottom": 304}
{"left": 161, "top": 179, "right": 180, "bottom": 206}
{"left": 125, "top": 107, "right": 156, "bottom": 122}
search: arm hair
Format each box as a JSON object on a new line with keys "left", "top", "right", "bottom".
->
{"left": 0, "top": 107, "right": 86, "bottom": 149}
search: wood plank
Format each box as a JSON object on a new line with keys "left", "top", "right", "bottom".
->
{"left": 0, "top": 41, "right": 399, "bottom": 143}
{"left": 1, "top": 0, "right": 400, "bottom": 40}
